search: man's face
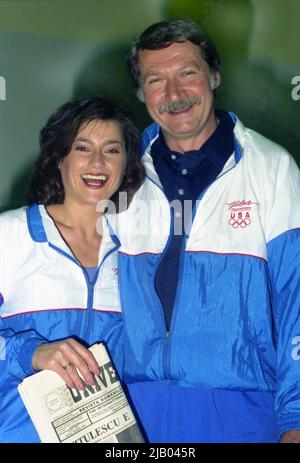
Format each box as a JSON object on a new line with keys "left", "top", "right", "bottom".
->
{"left": 138, "top": 41, "right": 220, "bottom": 151}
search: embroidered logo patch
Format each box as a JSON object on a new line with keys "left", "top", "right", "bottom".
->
{"left": 226, "top": 200, "right": 259, "bottom": 229}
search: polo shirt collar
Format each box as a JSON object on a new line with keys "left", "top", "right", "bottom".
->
{"left": 152, "top": 109, "right": 234, "bottom": 173}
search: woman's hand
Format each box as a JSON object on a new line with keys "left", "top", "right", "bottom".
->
{"left": 280, "top": 429, "right": 300, "bottom": 443}
{"left": 32, "top": 338, "right": 100, "bottom": 390}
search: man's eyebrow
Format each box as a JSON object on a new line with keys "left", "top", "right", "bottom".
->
{"left": 143, "top": 61, "right": 202, "bottom": 76}
{"left": 142, "top": 69, "right": 162, "bottom": 78}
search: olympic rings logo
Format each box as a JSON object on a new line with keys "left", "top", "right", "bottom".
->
{"left": 228, "top": 216, "right": 251, "bottom": 228}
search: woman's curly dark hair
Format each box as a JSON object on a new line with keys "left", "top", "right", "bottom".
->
{"left": 27, "top": 95, "right": 145, "bottom": 211}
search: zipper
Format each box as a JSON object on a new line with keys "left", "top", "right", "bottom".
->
{"left": 162, "top": 232, "right": 188, "bottom": 379}
{"left": 48, "top": 243, "right": 93, "bottom": 336}
{"left": 143, "top": 174, "right": 178, "bottom": 378}
{"left": 80, "top": 242, "right": 119, "bottom": 338}
{"left": 81, "top": 269, "right": 95, "bottom": 308}
{"left": 48, "top": 241, "right": 119, "bottom": 312}
{"left": 49, "top": 243, "right": 93, "bottom": 308}
{"left": 45, "top": 207, "right": 120, "bottom": 339}
{"left": 145, "top": 174, "right": 174, "bottom": 332}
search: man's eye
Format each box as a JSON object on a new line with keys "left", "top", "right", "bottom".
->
{"left": 182, "top": 70, "right": 196, "bottom": 76}
{"left": 147, "top": 77, "right": 162, "bottom": 85}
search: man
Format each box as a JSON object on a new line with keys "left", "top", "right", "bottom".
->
{"left": 112, "top": 18, "right": 300, "bottom": 442}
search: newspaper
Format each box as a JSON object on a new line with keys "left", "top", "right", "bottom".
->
{"left": 18, "top": 343, "right": 144, "bottom": 443}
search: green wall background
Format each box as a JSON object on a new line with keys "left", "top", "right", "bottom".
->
{"left": 0, "top": 0, "right": 299, "bottom": 211}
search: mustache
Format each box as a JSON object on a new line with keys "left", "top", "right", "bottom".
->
{"left": 159, "top": 97, "right": 201, "bottom": 114}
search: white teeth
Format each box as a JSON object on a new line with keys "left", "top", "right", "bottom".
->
{"left": 81, "top": 174, "right": 107, "bottom": 181}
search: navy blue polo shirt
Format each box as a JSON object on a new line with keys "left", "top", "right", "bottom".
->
{"left": 151, "top": 109, "right": 235, "bottom": 330}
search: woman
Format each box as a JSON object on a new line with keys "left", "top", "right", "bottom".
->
{"left": 0, "top": 95, "right": 144, "bottom": 442}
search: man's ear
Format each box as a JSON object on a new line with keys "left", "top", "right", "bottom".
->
{"left": 210, "top": 71, "right": 221, "bottom": 90}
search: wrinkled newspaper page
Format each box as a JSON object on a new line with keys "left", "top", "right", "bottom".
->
{"left": 18, "top": 343, "right": 144, "bottom": 443}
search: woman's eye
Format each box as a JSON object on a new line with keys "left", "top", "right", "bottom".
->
{"left": 105, "top": 148, "right": 120, "bottom": 154}
{"left": 75, "top": 145, "right": 89, "bottom": 152}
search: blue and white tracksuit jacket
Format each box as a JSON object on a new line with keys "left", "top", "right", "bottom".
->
{"left": 0, "top": 204, "right": 122, "bottom": 443}
{"left": 108, "top": 113, "right": 300, "bottom": 442}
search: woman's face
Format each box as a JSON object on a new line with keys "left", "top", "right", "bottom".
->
{"left": 59, "top": 119, "right": 127, "bottom": 208}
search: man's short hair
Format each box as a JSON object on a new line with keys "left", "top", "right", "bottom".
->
{"left": 127, "top": 18, "right": 221, "bottom": 95}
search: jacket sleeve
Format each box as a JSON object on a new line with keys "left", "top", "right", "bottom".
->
{"left": 265, "top": 152, "right": 300, "bottom": 436}
{"left": 0, "top": 323, "right": 48, "bottom": 383}
{"left": 0, "top": 211, "right": 48, "bottom": 384}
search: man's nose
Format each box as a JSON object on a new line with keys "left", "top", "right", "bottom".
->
{"left": 165, "top": 78, "right": 181, "bottom": 101}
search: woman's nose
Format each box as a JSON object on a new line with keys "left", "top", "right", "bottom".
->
{"left": 90, "top": 150, "right": 105, "bottom": 167}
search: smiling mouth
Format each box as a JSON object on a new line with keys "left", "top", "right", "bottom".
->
{"left": 169, "top": 107, "right": 192, "bottom": 115}
{"left": 81, "top": 174, "right": 108, "bottom": 188}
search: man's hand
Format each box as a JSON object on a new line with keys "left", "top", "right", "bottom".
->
{"left": 280, "top": 429, "right": 300, "bottom": 443}
{"left": 32, "top": 338, "right": 100, "bottom": 390}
